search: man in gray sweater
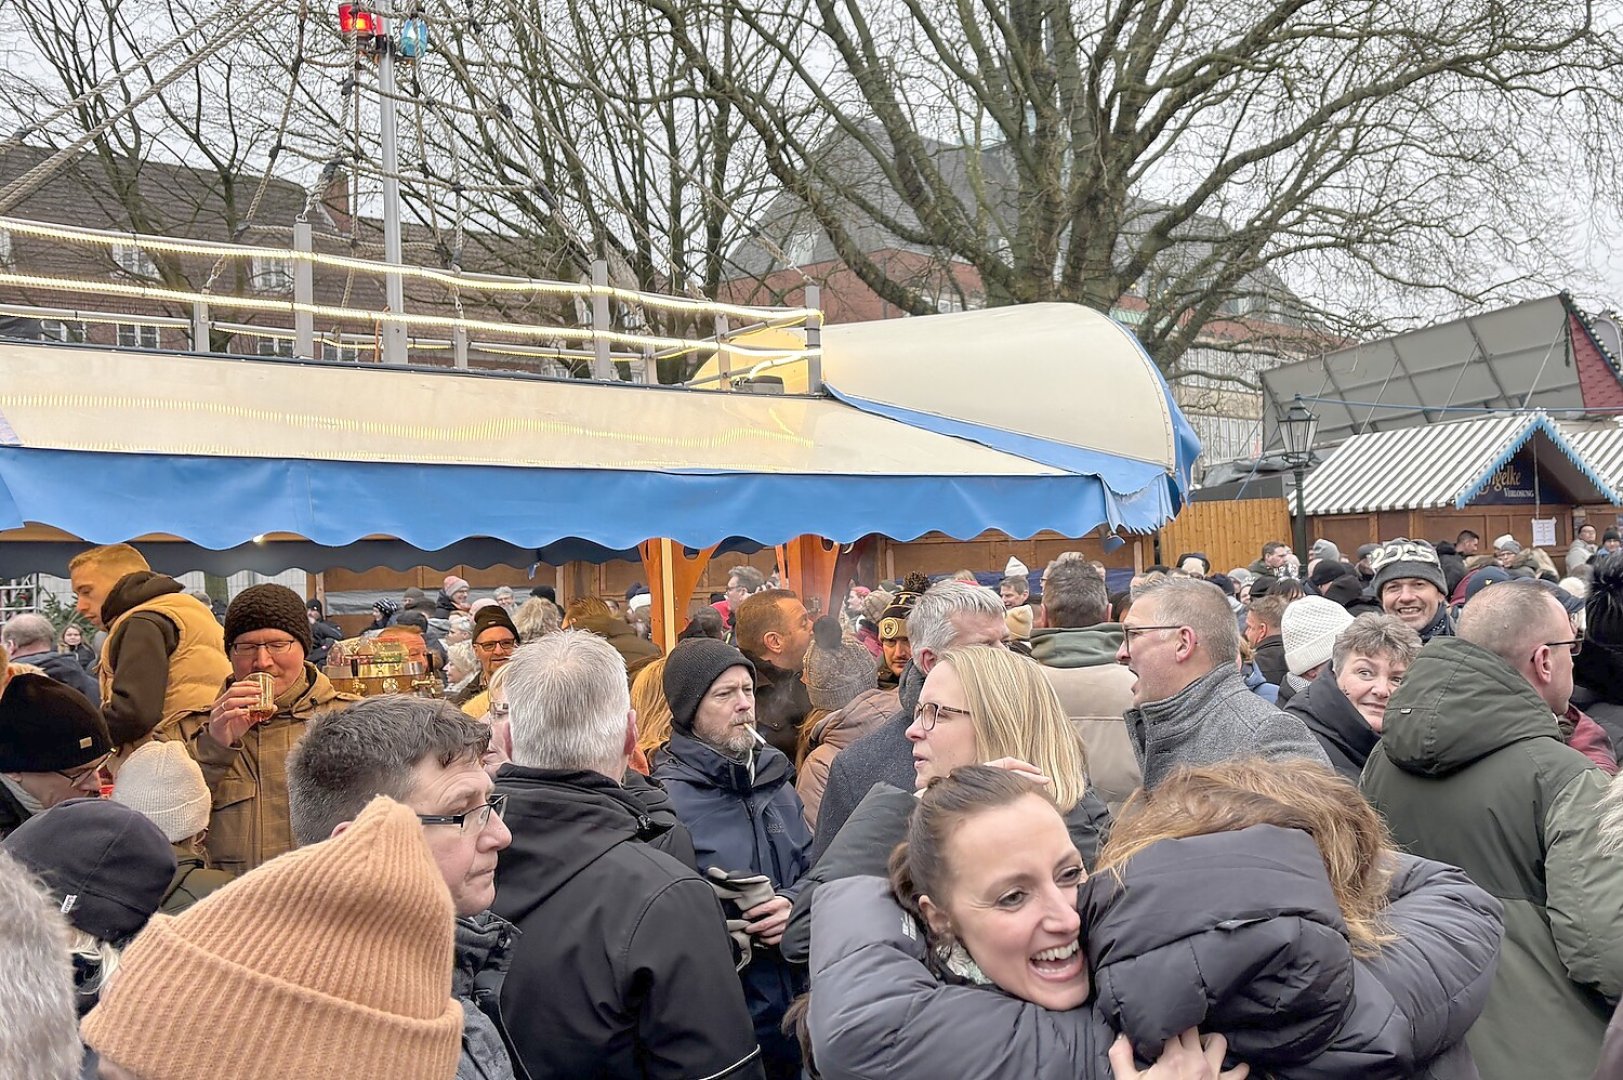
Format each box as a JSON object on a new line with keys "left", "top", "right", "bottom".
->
{"left": 1118, "top": 576, "right": 1329, "bottom": 789}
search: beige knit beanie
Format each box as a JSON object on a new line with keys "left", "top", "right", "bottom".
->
{"left": 111, "top": 740, "right": 212, "bottom": 842}
{"left": 82, "top": 796, "right": 462, "bottom": 1080}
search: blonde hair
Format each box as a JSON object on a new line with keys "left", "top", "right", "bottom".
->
{"left": 68, "top": 543, "right": 149, "bottom": 579}
{"left": 631, "top": 657, "right": 673, "bottom": 759}
{"left": 513, "top": 597, "right": 561, "bottom": 642}
{"left": 1101, "top": 759, "right": 1396, "bottom": 956}
{"left": 936, "top": 645, "right": 1089, "bottom": 813}
{"left": 69, "top": 928, "right": 122, "bottom": 1000}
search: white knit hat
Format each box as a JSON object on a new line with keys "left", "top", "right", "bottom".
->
{"left": 112, "top": 741, "right": 211, "bottom": 843}
{"left": 1282, "top": 596, "right": 1355, "bottom": 677}
{"left": 1004, "top": 556, "right": 1030, "bottom": 578}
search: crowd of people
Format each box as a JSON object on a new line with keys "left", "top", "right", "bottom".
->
{"left": 2, "top": 531, "right": 1623, "bottom": 1079}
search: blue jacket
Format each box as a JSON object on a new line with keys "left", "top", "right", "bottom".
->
{"left": 655, "top": 731, "right": 814, "bottom": 1070}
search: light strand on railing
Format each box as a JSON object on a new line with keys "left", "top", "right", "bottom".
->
{"left": 0, "top": 216, "right": 820, "bottom": 324}
{"left": 0, "top": 271, "right": 818, "bottom": 361}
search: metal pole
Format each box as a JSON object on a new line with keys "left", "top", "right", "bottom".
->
{"left": 293, "top": 221, "right": 315, "bottom": 359}
{"left": 1293, "top": 462, "right": 1309, "bottom": 562}
{"left": 190, "top": 300, "right": 210, "bottom": 353}
{"left": 377, "top": 39, "right": 408, "bottom": 365}
{"left": 590, "top": 260, "right": 613, "bottom": 380}
{"left": 804, "top": 283, "right": 823, "bottom": 393}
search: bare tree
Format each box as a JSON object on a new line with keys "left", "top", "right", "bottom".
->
{"left": 635, "top": 0, "right": 1623, "bottom": 380}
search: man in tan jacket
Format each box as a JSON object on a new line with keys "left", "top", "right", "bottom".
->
{"left": 1027, "top": 558, "right": 1140, "bottom": 814}
{"left": 171, "top": 584, "right": 359, "bottom": 875}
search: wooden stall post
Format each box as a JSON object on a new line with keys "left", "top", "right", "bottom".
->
{"left": 638, "top": 539, "right": 718, "bottom": 653}
{"left": 774, "top": 535, "right": 841, "bottom": 616}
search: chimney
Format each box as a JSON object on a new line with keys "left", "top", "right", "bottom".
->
{"left": 320, "top": 165, "right": 352, "bottom": 233}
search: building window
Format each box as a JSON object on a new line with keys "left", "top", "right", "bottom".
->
{"left": 782, "top": 230, "right": 817, "bottom": 267}
{"left": 0, "top": 228, "right": 12, "bottom": 268}
{"left": 249, "top": 256, "right": 293, "bottom": 293}
{"left": 112, "top": 243, "right": 157, "bottom": 279}
{"left": 322, "top": 341, "right": 361, "bottom": 362}
{"left": 257, "top": 338, "right": 296, "bottom": 358}
{"left": 39, "top": 320, "right": 87, "bottom": 343}
{"left": 116, "top": 323, "right": 160, "bottom": 349}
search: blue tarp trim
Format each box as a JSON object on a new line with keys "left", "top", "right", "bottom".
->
{"left": 1455, "top": 414, "right": 1623, "bottom": 509}
{"left": 0, "top": 446, "right": 1177, "bottom": 553}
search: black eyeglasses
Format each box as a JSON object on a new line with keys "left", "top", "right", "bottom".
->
{"left": 912, "top": 701, "right": 972, "bottom": 732}
{"left": 1542, "top": 638, "right": 1584, "bottom": 658}
{"left": 417, "top": 793, "right": 507, "bottom": 833}
{"left": 229, "top": 639, "right": 299, "bottom": 658}
{"left": 473, "top": 637, "right": 519, "bottom": 655}
{"left": 55, "top": 751, "right": 111, "bottom": 784}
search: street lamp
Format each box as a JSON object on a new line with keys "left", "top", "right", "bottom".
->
{"left": 1279, "top": 396, "right": 1319, "bottom": 564}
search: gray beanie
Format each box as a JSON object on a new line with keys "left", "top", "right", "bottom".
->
{"left": 663, "top": 639, "right": 756, "bottom": 732}
{"left": 1369, "top": 538, "right": 1448, "bottom": 598}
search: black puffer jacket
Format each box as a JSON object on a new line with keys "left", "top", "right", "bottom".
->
{"left": 807, "top": 826, "right": 1501, "bottom": 1080}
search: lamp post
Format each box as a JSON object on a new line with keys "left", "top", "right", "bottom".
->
{"left": 1279, "top": 396, "right": 1319, "bottom": 564}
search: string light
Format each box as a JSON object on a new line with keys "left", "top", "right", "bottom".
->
{"left": 0, "top": 216, "right": 820, "bottom": 323}
{"left": 0, "top": 271, "right": 819, "bottom": 361}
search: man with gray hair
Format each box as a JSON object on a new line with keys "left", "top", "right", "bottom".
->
{"left": 1116, "top": 577, "right": 1328, "bottom": 790}
{"left": 286, "top": 696, "right": 517, "bottom": 1080}
{"left": 0, "top": 851, "right": 82, "bottom": 1079}
{"left": 1, "top": 613, "right": 98, "bottom": 702}
{"left": 1363, "top": 579, "right": 1623, "bottom": 1080}
{"left": 809, "top": 578, "right": 1009, "bottom": 859}
{"left": 489, "top": 631, "right": 764, "bottom": 1080}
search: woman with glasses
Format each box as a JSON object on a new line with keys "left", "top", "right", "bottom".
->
{"left": 778, "top": 645, "right": 1109, "bottom": 966}
{"left": 797, "top": 761, "right": 1501, "bottom": 1080}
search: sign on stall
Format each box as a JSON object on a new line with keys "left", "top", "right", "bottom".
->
{"left": 1531, "top": 518, "right": 1557, "bottom": 548}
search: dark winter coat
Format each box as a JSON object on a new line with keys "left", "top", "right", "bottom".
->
{"left": 1362, "top": 636, "right": 1623, "bottom": 1080}
{"left": 1125, "top": 664, "right": 1330, "bottom": 790}
{"left": 492, "top": 764, "right": 762, "bottom": 1080}
{"left": 806, "top": 827, "right": 1502, "bottom": 1080}
{"left": 436, "top": 590, "right": 466, "bottom": 618}
{"left": 1254, "top": 633, "right": 1290, "bottom": 685}
{"left": 453, "top": 911, "right": 519, "bottom": 1080}
{"left": 16, "top": 649, "right": 100, "bottom": 704}
{"left": 308, "top": 618, "right": 343, "bottom": 667}
{"left": 1286, "top": 665, "right": 1379, "bottom": 781}
{"left": 1570, "top": 684, "right": 1623, "bottom": 761}
{"left": 571, "top": 611, "right": 662, "bottom": 685}
{"left": 782, "top": 780, "right": 1111, "bottom": 966}
{"left": 654, "top": 732, "right": 814, "bottom": 1071}
{"left": 0, "top": 780, "right": 31, "bottom": 840}
{"left": 159, "top": 851, "right": 233, "bottom": 915}
{"left": 739, "top": 650, "right": 814, "bottom": 764}
{"left": 809, "top": 661, "right": 924, "bottom": 863}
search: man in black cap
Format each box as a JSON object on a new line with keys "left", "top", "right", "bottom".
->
{"left": 652, "top": 638, "right": 812, "bottom": 1080}
{"left": 0, "top": 665, "right": 112, "bottom": 838}
{"left": 1370, "top": 538, "right": 1454, "bottom": 641}
{"left": 456, "top": 606, "right": 520, "bottom": 717}
{"left": 172, "top": 584, "right": 360, "bottom": 875}
{"left": 874, "top": 574, "right": 925, "bottom": 690}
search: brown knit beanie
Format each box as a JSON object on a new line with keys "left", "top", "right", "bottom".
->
{"left": 81, "top": 797, "right": 462, "bottom": 1080}
{"left": 804, "top": 616, "right": 877, "bottom": 712}
{"left": 224, "top": 583, "right": 314, "bottom": 655}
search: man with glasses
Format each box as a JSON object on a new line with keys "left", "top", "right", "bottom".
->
{"left": 1363, "top": 578, "right": 1623, "bottom": 1080}
{"left": 0, "top": 658, "right": 112, "bottom": 838}
{"left": 287, "top": 695, "right": 518, "bottom": 1080}
{"left": 1116, "top": 577, "right": 1327, "bottom": 791}
{"left": 173, "top": 584, "right": 359, "bottom": 875}
{"left": 454, "top": 605, "right": 521, "bottom": 717}
{"left": 490, "top": 630, "right": 764, "bottom": 1080}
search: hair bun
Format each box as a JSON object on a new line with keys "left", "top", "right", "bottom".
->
{"left": 812, "top": 615, "right": 844, "bottom": 650}
{"left": 1593, "top": 552, "right": 1623, "bottom": 601}
{"left": 902, "top": 571, "right": 931, "bottom": 595}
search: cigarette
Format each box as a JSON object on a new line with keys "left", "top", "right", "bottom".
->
{"left": 750, "top": 727, "right": 767, "bottom": 747}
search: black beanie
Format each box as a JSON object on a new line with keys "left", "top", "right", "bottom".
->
{"left": 0, "top": 674, "right": 111, "bottom": 772}
{"left": 2, "top": 797, "right": 175, "bottom": 945}
{"left": 1576, "top": 552, "right": 1623, "bottom": 703}
{"left": 663, "top": 638, "right": 756, "bottom": 732}
{"left": 225, "top": 584, "right": 314, "bottom": 655}
{"left": 471, "top": 604, "right": 519, "bottom": 642}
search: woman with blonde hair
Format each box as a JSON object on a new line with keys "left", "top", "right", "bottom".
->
{"left": 802, "top": 759, "right": 1503, "bottom": 1079}
{"left": 512, "top": 596, "right": 561, "bottom": 643}
{"left": 631, "top": 657, "right": 673, "bottom": 771}
{"left": 779, "top": 644, "right": 1108, "bottom": 964}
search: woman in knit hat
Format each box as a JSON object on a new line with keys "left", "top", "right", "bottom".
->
{"left": 853, "top": 588, "right": 891, "bottom": 661}
{"left": 112, "top": 740, "right": 234, "bottom": 914}
{"left": 170, "top": 584, "right": 361, "bottom": 876}
{"left": 795, "top": 618, "right": 897, "bottom": 830}
{"left": 438, "top": 575, "right": 474, "bottom": 618}
{"left": 82, "top": 796, "right": 464, "bottom": 1080}
{"left": 3, "top": 798, "right": 176, "bottom": 1014}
